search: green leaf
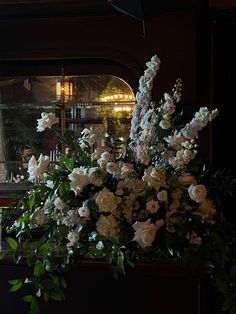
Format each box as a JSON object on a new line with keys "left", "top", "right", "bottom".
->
{"left": 30, "top": 241, "right": 41, "bottom": 250}
{"left": 9, "top": 279, "right": 23, "bottom": 292}
{"left": 38, "top": 243, "right": 49, "bottom": 254}
{"left": 6, "top": 237, "right": 18, "bottom": 250}
{"left": 59, "top": 181, "right": 70, "bottom": 197}
{"left": 9, "top": 279, "right": 21, "bottom": 285}
{"left": 230, "top": 306, "right": 236, "bottom": 314}
{"left": 50, "top": 290, "right": 64, "bottom": 301}
{"left": 27, "top": 254, "right": 37, "bottom": 267}
{"left": 29, "top": 298, "right": 40, "bottom": 314}
{"left": 43, "top": 292, "right": 50, "bottom": 302}
{"left": 117, "top": 253, "right": 125, "bottom": 275}
{"left": 22, "top": 295, "right": 34, "bottom": 303}
{"left": 33, "top": 260, "right": 45, "bottom": 277}
{"left": 28, "top": 193, "right": 36, "bottom": 209}
{"left": 13, "top": 250, "right": 22, "bottom": 264}
{"left": 59, "top": 155, "right": 74, "bottom": 171}
{"left": 51, "top": 275, "right": 59, "bottom": 285}
{"left": 0, "top": 248, "right": 12, "bottom": 260}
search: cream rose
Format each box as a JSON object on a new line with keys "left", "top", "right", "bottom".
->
{"left": 132, "top": 219, "right": 157, "bottom": 248}
{"left": 95, "top": 188, "right": 121, "bottom": 213}
{"left": 96, "top": 214, "right": 119, "bottom": 239}
{"left": 54, "top": 197, "right": 66, "bottom": 210}
{"left": 34, "top": 211, "right": 49, "bottom": 225}
{"left": 106, "top": 162, "right": 120, "bottom": 175}
{"left": 188, "top": 184, "right": 207, "bottom": 203}
{"left": 178, "top": 173, "right": 197, "bottom": 186}
{"left": 78, "top": 206, "right": 90, "bottom": 218}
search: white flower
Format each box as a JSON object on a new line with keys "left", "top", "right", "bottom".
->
{"left": 159, "top": 119, "right": 171, "bottom": 130}
{"left": 132, "top": 219, "right": 158, "bottom": 248}
{"left": 97, "top": 152, "right": 113, "bottom": 168}
{"left": 143, "top": 167, "right": 167, "bottom": 191}
{"left": 46, "top": 180, "right": 54, "bottom": 189}
{"left": 67, "top": 230, "right": 80, "bottom": 247}
{"left": 62, "top": 210, "right": 80, "bottom": 226}
{"left": 34, "top": 211, "right": 49, "bottom": 225}
{"left": 146, "top": 199, "right": 160, "bottom": 213}
{"left": 119, "top": 162, "right": 134, "bottom": 178}
{"left": 78, "top": 206, "right": 90, "bottom": 218}
{"left": 27, "top": 153, "right": 50, "bottom": 181}
{"left": 96, "top": 214, "right": 119, "bottom": 239}
{"left": 68, "top": 167, "right": 89, "bottom": 194}
{"left": 88, "top": 167, "right": 105, "bottom": 186}
{"left": 80, "top": 127, "right": 97, "bottom": 148}
{"left": 163, "top": 93, "right": 175, "bottom": 114}
{"left": 95, "top": 188, "right": 121, "bottom": 213}
{"left": 36, "top": 112, "right": 59, "bottom": 132}
{"left": 188, "top": 184, "right": 207, "bottom": 203}
{"left": 106, "top": 162, "right": 120, "bottom": 175}
{"left": 54, "top": 197, "right": 66, "bottom": 210}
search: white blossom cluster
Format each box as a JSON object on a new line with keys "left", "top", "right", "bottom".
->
{"left": 13, "top": 54, "right": 220, "bottom": 255}
{"left": 129, "top": 55, "right": 218, "bottom": 170}
{"left": 129, "top": 55, "right": 161, "bottom": 142}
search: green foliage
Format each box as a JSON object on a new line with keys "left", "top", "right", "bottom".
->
{"left": 1, "top": 57, "right": 236, "bottom": 314}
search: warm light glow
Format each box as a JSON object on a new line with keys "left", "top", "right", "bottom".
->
{"left": 113, "top": 105, "right": 132, "bottom": 112}
{"left": 103, "top": 93, "right": 135, "bottom": 102}
{"left": 56, "top": 77, "right": 73, "bottom": 102}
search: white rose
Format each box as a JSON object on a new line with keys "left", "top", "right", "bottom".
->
{"left": 34, "top": 211, "right": 49, "bottom": 225}
{"left": 143, "top": 167, "right": 167, "bottom": 191}
{"left": 54, "top": 197, "right": 66, "bottom": 210}
{"left": 106, "top": 162, "right": 120, "bottom": 175}
{"left": 188, "top": 184, "right": 207, "bottom": 203}
{"left": 96, "top": 214, "right": 119, "bottom": 239}
{"left": 95, "top": 188, "right": 121, "bottom": 213}
{"left": 132, "top": 219, "right": 157, "bottom": 248}
{"left": 78, "top": 206, "right": 90, "bottom": 218}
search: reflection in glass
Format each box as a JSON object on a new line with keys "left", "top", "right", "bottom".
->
{"left": 0, "top": 75, "right": 135, "bottom": 182}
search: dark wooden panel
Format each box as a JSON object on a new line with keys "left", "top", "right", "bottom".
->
{"left": 0, "top": 260, "right": 215, "bottom": 314}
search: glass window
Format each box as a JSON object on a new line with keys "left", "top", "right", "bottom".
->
{"left": 0, "top": 75, "right": 135, "bottom": 182}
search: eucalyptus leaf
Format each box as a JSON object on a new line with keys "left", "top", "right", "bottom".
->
{"left": 6, "top": 237, "right": 18, "bottom": 250}
{"left": 9, "top": 280, "right": 23, "bottom": 292}
{"left": 34, "top": 260, "right": 45, "bottom": 277}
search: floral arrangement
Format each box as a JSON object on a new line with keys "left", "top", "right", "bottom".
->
{"left": 1, "top": 55, "right": 236, "bottom": 314}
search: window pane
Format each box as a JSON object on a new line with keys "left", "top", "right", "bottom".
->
{"left": 0, "top": 75, "right": 135, "bottom": 182}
